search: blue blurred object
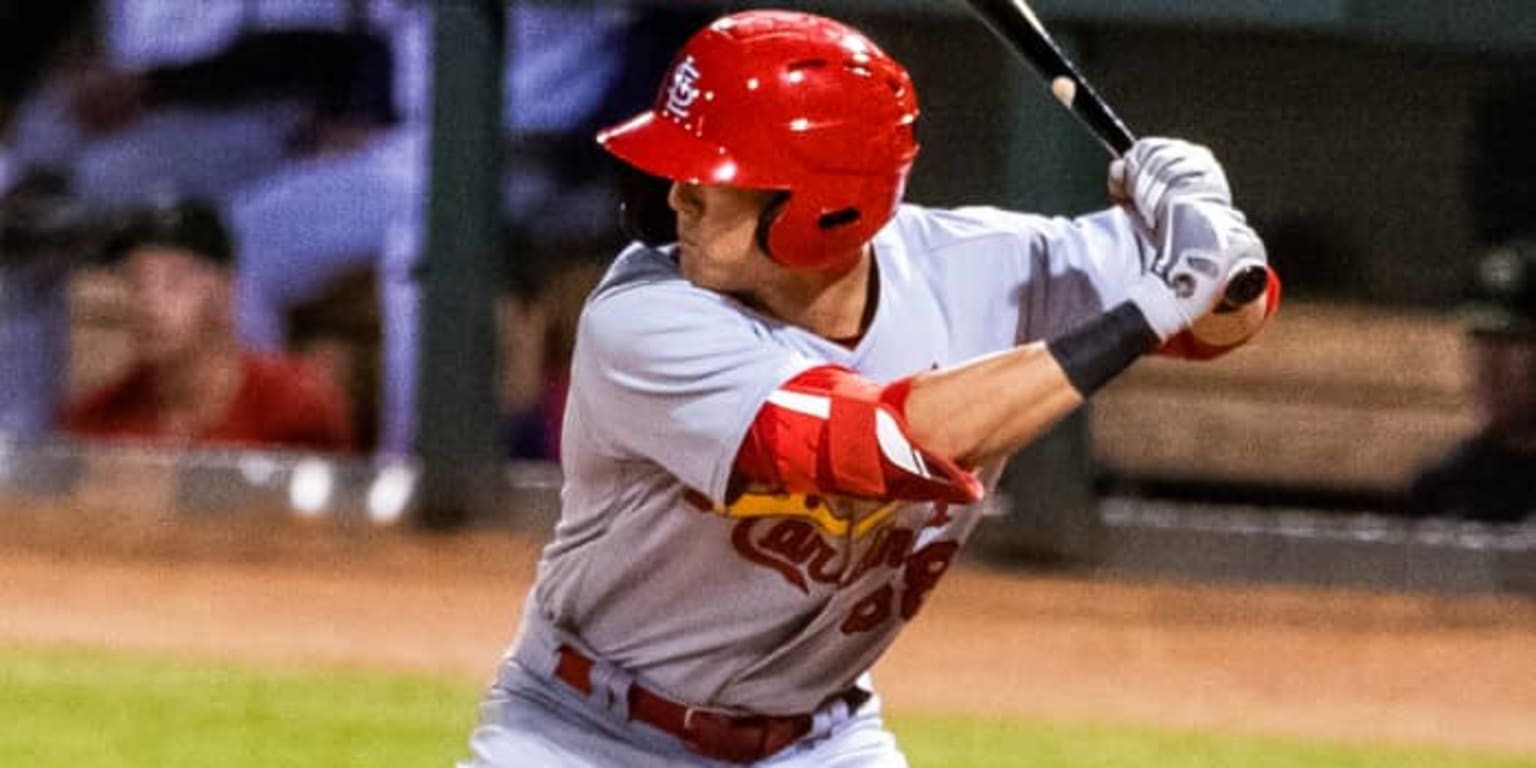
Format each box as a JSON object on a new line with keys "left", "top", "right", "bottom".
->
{"left": 0, "top": 187, "right": 93, "bottom": 444}
{"left": 0, "top": 256, "right": 70, "bottom": 444}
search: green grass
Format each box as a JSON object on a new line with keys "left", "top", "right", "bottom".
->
{"left": 889, "top": 714, "right": 1536, "bottom": 768}
{"left": 2, "top": 645, "right": 1532, "bottom": 768}
{"left": 0, "top": 646, "right": 478, "bottom": 768}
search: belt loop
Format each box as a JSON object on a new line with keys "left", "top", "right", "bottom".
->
{"left": 588, "top": 660, "right": 635, "bottom": 721}
{"left": 808, "top": 688, "right": 867, "bottom": 742}
{"left": 508, "top": 604, "right": 565, "bottom": 681}
{"left": 808, "top": 697, "right": 847, "bottom": 741}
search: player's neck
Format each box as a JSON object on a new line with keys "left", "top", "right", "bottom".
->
{"left": 754, "top": 246, "right": 875, "bottom": 342}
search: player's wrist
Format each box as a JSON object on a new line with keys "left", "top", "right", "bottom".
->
{"left": 1046, "top": 301, "right": 1161, "bottom": 396}
{"left": 1124, "top": 277, "right": 1195, "bottom": 340}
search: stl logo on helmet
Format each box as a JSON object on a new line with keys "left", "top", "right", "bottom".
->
{"left": 663, "top": 55, "right": 703, "bottom": 122}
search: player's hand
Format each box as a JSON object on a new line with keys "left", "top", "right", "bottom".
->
{"left": 1125, "top": 199, "right": 1268, "bottom": 340}
{"left": 1108, "top": 138, "right": 1233, "bottom": 240}
{"left": 1158, "top": 264, "right": 1281, "bottom": 359}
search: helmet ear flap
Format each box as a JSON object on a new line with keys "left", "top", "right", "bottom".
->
{"left": 765, "top": 180, "right": 888, "bottom": 270}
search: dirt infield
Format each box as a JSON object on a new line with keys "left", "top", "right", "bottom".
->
{"left": 2, "top": 508, "right": 1534, "bottom": 755}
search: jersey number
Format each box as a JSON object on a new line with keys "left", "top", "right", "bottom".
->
{"left": 839, "top": 541, "right": 959, "bottom": 634}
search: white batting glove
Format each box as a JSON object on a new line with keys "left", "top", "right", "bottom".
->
{"left": 1125, "top": 199, "right": 1268, "bottom": 340}
{"left": 1111, "top": 137, "right": 1264, "bottom": 340}
{"left": 1108, "top": 137, "right": 1233, "bottom": 243}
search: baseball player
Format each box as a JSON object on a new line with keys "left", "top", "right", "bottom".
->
{"left": 459, "top": 10, "right": 1279, "bottom": 767}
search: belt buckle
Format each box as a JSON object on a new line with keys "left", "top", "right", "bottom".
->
{"left": 679, "top": 706, "right": 769, "bottom": 765}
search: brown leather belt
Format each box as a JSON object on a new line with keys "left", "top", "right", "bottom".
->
{"left": 553, "top": 645, "right": 867, "bottom": 764}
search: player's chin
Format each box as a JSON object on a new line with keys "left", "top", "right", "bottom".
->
{"left": 681, "top": 267, "right": 728, "bottom": 292}
{"left": 678, "top": 246, "right": 754, "bottom": 292}
{"left": 677, "top": 248, "right": 721, "bottom": 288}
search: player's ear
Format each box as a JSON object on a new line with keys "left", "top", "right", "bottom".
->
{"left": 754, "top": 191, "right": 791, "bottom": 258}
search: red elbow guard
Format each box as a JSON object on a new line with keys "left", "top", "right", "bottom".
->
{"left": 734, "top": 366, "right": 983, "bottom": 505}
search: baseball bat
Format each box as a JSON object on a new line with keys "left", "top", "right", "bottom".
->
{"left": 963, "top": 0, "right": 1269, "bottom": 309}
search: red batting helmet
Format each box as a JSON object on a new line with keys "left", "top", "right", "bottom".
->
{"left": 597, "top": 10, "right": 920, "bottom": 271}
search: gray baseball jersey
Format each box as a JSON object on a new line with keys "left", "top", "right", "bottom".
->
{"left": 524, "top": 202, "right": 1148, "bottom": 715}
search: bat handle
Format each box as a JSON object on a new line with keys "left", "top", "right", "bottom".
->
{"left": 1103, "top": 115, "right": 1135, "bottom": 157}
{"left": 1217, "top": 260, "right": 1269, "bottom": 312}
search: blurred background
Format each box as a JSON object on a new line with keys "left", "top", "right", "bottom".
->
{"left": 1, "top": 3, "right": 1534, "bottom": 766}
{"left": 0, "top": 0, "right": 1532, "bottom": 593}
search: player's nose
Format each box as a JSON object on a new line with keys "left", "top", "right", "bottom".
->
{"left": 667, "top": 181, "right": 702, "bottom": 219}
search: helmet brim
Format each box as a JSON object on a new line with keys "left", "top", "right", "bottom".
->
{"left": 598, "top": 111, "right": 778, "bottom": 189}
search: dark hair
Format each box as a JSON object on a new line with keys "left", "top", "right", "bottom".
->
{"left": 101, "top": 198, "right": 233, "bottom": 266}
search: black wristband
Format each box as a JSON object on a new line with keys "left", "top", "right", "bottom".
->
{"left": 1046, "top": 302, "right": 1161, "bottom": 396}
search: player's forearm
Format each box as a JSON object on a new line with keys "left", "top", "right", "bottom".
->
{"left": 905, "top": 302, "right": 1160, "bottom": 467}
{"left": 903, "top": 343, "right": 1084, "bottom": 467}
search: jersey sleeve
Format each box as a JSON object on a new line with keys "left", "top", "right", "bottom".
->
{"left": 570, "top": 276, "right": 818, "bottom": 504}
{"left": 891, "top": 204, "right": 1153, "bottom": 344}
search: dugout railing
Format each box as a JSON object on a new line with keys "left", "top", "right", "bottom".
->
{"left": 2, "top": 439, "right": 1531, "bottom": 596}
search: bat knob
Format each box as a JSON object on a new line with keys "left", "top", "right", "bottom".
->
{"left": 1217, "top": 262, "right": 1269, "bottom": 312}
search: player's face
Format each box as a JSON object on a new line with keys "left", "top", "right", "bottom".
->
{"left": 668, "top": 182, "right": 781, "bottom": 292}
{"left": 123, "top": 246, "right": 230, "bottom": 365}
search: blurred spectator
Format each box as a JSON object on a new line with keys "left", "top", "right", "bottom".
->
{"left": 1403, "top": 240, "right": 1536, "bottom": 522}
{"left": 0, "top": 1, "right": 103, "bottom": 445}
{"left": 225, "top": 90, "right": 420, "bottom": 455}
{"left": 62, "top": 199, "right": 353, "bottom": 452}
{"left": 7, "top": 0, "right": 703, "bottom": 458}
{"left": 0, "top": 184, "right": 92, "bottom": 444}
{"left": 0, "top": 0, "right": 422, "bottom": 455}
{"left": 231, "top": 3, "right": 702, "bottom": 456}
{"left": 286, "top": 270, "right": 383, "bottom": 453}
{"left": 5, "top": 0, "right": 396, "bottom": 211}
{"left": 498, "top": 257, "right": 605, "bottom": 462}
{"left": 220, "top": 0, "right": 431, "bottom": 457}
